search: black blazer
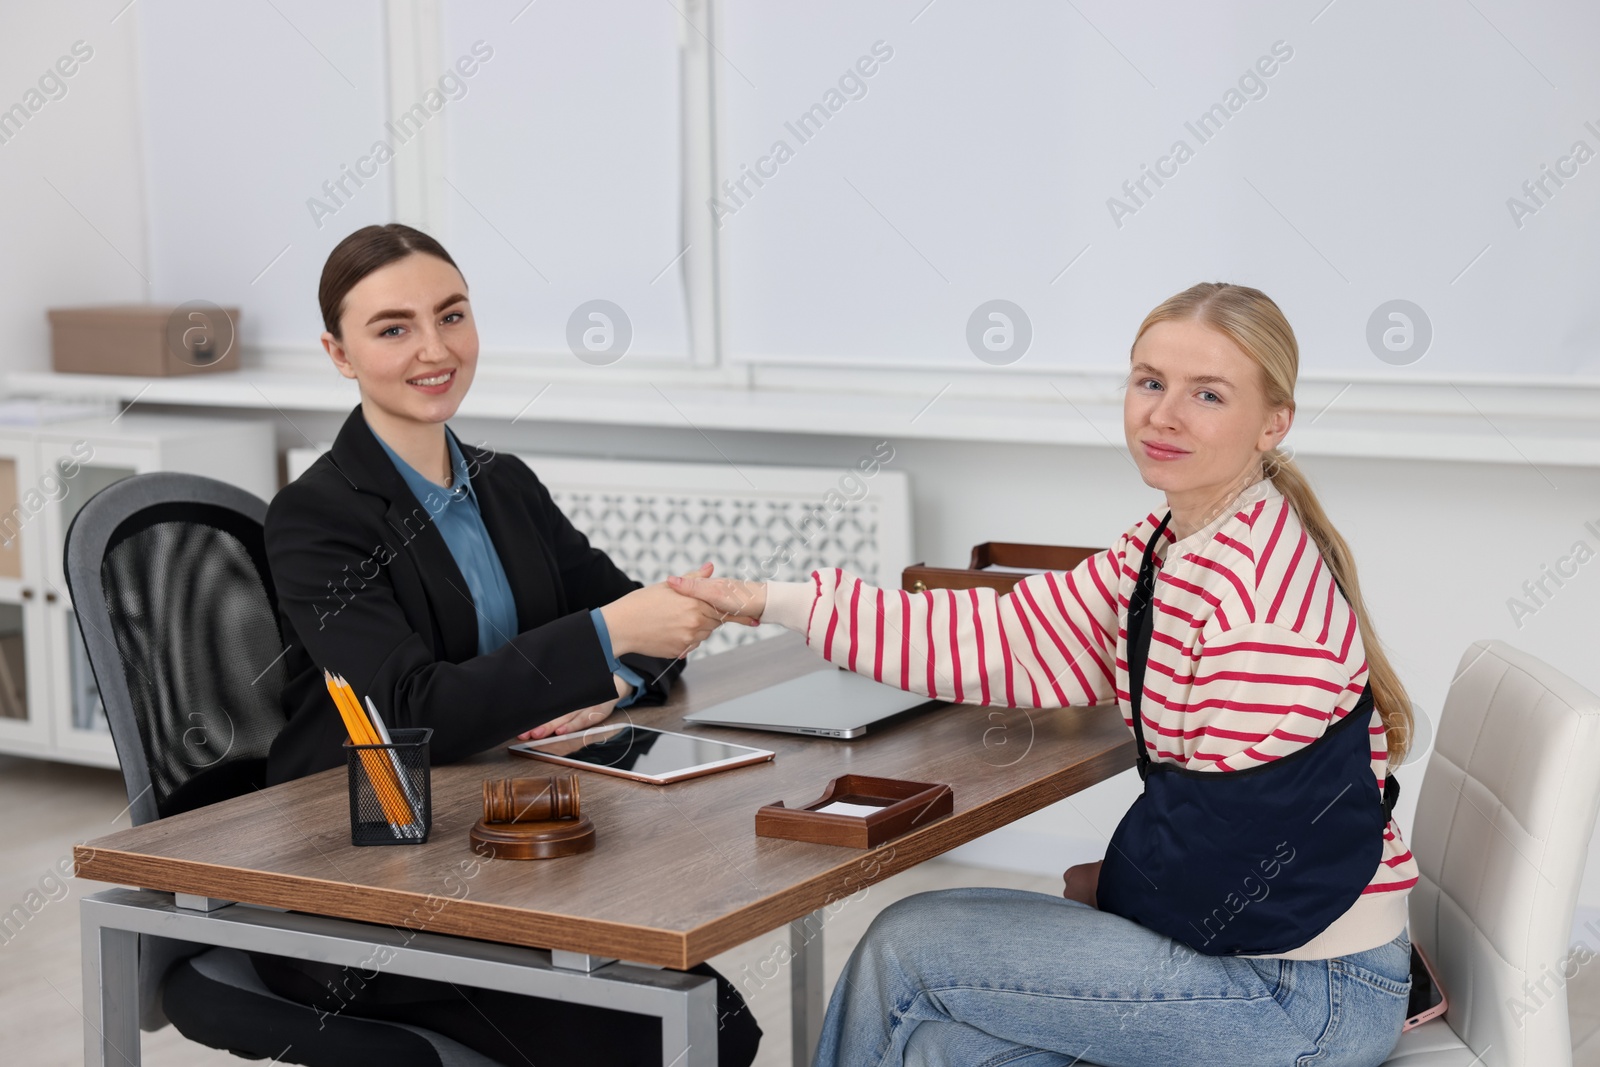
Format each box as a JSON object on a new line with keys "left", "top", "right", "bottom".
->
{"left": 263, "top": 405, "right": 685, "bottom": 784}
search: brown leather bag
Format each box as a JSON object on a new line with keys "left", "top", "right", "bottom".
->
{"left": 901, "top": 542, "right": 1105, "bottom": 596}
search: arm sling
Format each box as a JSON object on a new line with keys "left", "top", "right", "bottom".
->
{"left": 1096, "top": 509, "right": 1400, "bottom": 956}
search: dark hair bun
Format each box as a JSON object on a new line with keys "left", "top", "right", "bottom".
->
{"left": 319, "top": 224, "right": 462, "bottom": 340}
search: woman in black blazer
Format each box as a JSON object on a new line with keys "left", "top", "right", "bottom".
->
{"left": 252, "top": 223, "right": 762, "bottom": 1067}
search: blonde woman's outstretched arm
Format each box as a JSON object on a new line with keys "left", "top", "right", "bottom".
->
{"left": 668, "top": 543, "right": 1130, "bottom": 709}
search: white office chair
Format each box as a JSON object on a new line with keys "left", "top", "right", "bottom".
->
{"left": 1381, "top": 640, "right": 1600, "bottom": 1066}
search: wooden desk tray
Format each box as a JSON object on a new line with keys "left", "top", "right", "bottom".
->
{"left": 755, "top": 774, "right": 954, "bottom": 848}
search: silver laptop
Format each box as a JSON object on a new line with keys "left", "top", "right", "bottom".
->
{"left": 683, "top": 668, "right": 939, "bottom": 739}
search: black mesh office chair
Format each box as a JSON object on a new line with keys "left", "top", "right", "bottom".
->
{"left": 65, "top": 472, "right": 497, "bottom": 1067}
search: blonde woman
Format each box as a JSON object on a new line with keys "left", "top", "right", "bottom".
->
{"left": 671, "top": 283, "right": 1419, "bottom": 1067}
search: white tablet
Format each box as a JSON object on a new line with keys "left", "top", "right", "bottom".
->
{"left": 508, "top": 724, "right": 774, "bottom": 784}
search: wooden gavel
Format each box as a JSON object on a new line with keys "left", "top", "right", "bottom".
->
{"left": 471, "top": 773, "right": 596, "bottom": 860}
{"left": 482, "top": 774, "right": 581, "bottom": 824}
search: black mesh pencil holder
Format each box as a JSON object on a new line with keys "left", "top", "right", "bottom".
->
{"left": 344, "top": 727, "right": 433, "bottom": 846}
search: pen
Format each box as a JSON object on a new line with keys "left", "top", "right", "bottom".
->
{"left": 366, "top": 694, "right": 425, "bottom": 834}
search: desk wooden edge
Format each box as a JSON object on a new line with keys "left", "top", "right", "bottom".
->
{"left": 73, "top": 843, "right": 691, "bottom": 966}
{"left": 680, "top": 737, "right": 1135, "bottom": 964}
{"left": 73, "top": 737, "right": 1134, "bottom": 970}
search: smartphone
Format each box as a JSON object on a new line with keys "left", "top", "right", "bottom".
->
{"left": 1403, "top": 942, "right": 1448, "bottom": 1031}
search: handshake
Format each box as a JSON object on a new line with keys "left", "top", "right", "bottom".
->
{"left": 522, "top": 564, "right": 768, "bottom": 742}
{"left": 599, "top": 562, "right": 769, "bottom": 661}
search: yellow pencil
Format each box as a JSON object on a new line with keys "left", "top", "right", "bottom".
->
{"left": 337, "top": 675, "right": 423, "bottom": 835}
{"left": 324, "top": 671, "right": 415, "bottom": 836}
{"left": 330, "top": 674, "right": 413, "bottom": 834}
{"left": 339, "top": 676, "right": 423, "bottom": 837}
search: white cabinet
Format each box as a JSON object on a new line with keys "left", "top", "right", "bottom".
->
{"left": 0, "top": 414, "right": 274, "bottom": 767}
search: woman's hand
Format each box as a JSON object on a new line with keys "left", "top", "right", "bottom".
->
{"left": 600, "top": 563, "right": 758, "bottom": 660}
{"left": 665, "top": 572, "right": 768, "bottom": 622}
{"left": 519, "top": 674, "right": 631, "bottom": 741}
{"left": 1062, "top": 860, "right": 1102, "bottom": 908}
{"left": 518, "top": 699, "right": 617, "bottom": 741}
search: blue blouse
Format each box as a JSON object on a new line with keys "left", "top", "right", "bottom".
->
{"left": 373, "top": 427, "right": 642, "bottom": 707}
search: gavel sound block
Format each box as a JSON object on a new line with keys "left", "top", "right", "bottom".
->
{"left": 469, "top": 774, "right": 596, "bottom": 859}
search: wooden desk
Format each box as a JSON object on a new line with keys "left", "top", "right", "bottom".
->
{"left": 76, "top": 632, "right": 1134, "bottom": 1066}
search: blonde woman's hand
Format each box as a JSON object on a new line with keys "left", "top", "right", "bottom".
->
{"left": 600, "top": 563, "right": 756, "bottom": 660}
{"left": 1062, "top": 860, "right": 1102, "bottom": 908}
{"left": 665, "top": 572, "right": 767, "bottom": 622}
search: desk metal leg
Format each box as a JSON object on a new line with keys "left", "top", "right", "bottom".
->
{"left": 549, "top": 950, "right": 714, "bottom": 1066}
{"left": 662, "top": 973, "right": 720, "bottom": 1067}
{"left": 81, "top": 913, "right": 139, "bottom": 1067}
{"left": 789, "top": 908, "right": 825, "bottom": 1067}
{"left": 79, "top": 888, "right": 718, "bottom": 1067}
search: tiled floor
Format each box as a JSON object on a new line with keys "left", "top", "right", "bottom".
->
{"left": 0, "top": 754, "right": 1059, "bottom": 1067}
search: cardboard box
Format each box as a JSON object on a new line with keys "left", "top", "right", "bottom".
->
{"left": 48, "top": 304, "right": 241, "bottom": 376}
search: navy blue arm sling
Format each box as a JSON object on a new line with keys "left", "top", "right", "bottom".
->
{"left": 1095, "top": 509, "right": 1401, "bottom": 956}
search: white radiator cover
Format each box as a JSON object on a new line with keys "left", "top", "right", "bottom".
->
{"left": 285, "top": 446, "right": 911, "bottom": 658}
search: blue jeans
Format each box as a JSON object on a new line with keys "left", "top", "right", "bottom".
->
{"left": 813, "top": 888, "right": 1411, "bottom": 1067}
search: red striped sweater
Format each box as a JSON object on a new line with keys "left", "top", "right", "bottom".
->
{"left": 762, "top": 476, "right": 1418, "bottom": 959}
